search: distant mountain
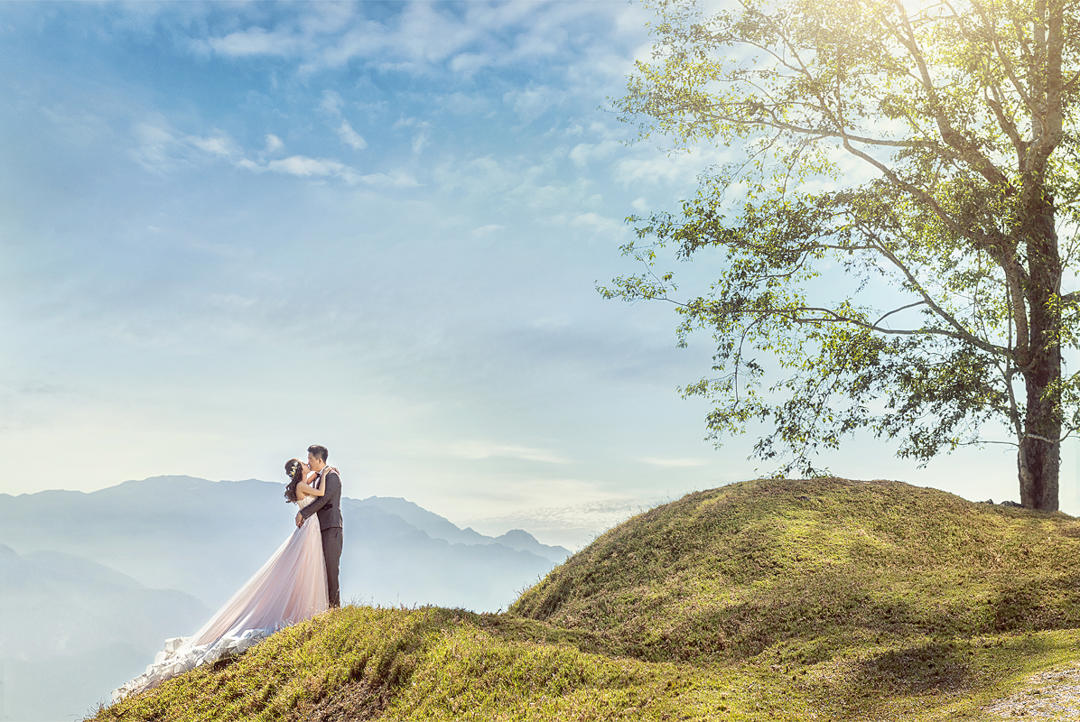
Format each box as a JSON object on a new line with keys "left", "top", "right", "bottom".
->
{"left": 0, "top": 477, "right": 288, "bottom": 605}
{"left": 0, "top": 476, "right": 570, "bottom": 722}
{"left": 360, "top": 496, "right": 571, "bottom": 563}
{"left": 0, "top": 476, "right": 570, "bottom": 611}
{"left": 0, "top": 542, "right": 208, "bottom": 722}
{"left": 493, "top": 528, "right": 571, "bottom": 563}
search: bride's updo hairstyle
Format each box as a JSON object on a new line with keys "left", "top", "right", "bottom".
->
{"left": 284, "top": 458, "right": 304, "bottom": 503}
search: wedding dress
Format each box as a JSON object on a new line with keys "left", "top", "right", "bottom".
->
{"left": 110, "top": 493, "right": 329, "bottom": 703}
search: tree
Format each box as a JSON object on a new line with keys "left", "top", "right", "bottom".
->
{"left": 600, "top": 0, "right": 1080, "bottom": 510}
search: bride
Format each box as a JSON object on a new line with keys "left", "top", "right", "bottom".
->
{"left": 111, "top": 459, "right": 330, "bottom": 703}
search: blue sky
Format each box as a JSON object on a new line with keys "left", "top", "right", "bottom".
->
{"left": 2, "top": 0, "right": 1077, "bottom": 549}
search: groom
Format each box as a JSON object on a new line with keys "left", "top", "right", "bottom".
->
{"left": 295, "top": 444, "right": 343, "bottom": 608}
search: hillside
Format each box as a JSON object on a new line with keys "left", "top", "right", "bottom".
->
{"left": 512, "top": 476, "right": 1080, "bottom": 663}
{"left": 88, "top": 477, "right": 1080, "bottom": 721}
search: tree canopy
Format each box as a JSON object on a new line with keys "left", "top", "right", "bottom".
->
{"left": 600, "top": 0, "right": 1080, "bottom": 510}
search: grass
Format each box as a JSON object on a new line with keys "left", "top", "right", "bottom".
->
{"left": 87, "top": 476, "right": 1080, "bottom": 721}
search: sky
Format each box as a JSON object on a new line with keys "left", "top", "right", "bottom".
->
{"left": 2, "top": 0, "right": 1079, "bottom": 550}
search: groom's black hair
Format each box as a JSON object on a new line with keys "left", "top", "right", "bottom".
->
{"left": 308, "top": 444, "right": 328, "bottom": 462}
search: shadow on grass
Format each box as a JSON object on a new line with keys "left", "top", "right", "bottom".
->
{"left": 851, "top": 641, "right": 973, "bottom": 695}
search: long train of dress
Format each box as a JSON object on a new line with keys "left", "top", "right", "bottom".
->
{"left": 110, "top": 494, "right": 329, "bottom": 703}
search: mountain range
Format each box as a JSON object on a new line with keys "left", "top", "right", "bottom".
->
{"left": 0, "top": 475, "right": 569, "bottom": 722}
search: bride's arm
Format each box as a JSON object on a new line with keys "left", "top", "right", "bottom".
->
{"left": 298, "top": 482, "right": 325, "bottom": 497}
{"left": 296, "top": 471, "right": 325, "bottom": 497}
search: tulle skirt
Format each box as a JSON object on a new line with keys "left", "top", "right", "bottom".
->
{"left": 111, "top": 511, "right": 329, "bottom": 702}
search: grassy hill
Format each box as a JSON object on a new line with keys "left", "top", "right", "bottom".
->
{"left": 87, "top": 477, "right": 1080, "bottom": 721}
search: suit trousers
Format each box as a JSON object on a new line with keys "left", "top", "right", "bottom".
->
{"left": 320, "top": 526, "right": 343, "bottom": 608}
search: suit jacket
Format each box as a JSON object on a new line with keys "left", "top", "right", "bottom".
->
{"left": 299, "top": 466, "right": 343, "bottom": 530}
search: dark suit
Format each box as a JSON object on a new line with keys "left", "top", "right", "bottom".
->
{"left": 299, "top": 466, "right": 343, "bottom": 607}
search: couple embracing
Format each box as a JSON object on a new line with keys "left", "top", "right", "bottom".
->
{"left": 288, "top": 443, "right": 344, "bottom": 610}
{"left": 112, "top": 444, "right": 345, "bottom": 703}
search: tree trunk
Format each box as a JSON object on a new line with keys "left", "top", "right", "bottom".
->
{"left": 1017, "top": 194, "right": 1062, "bottom": 512}
{"left": 1018, "top": 370, "right": 1061, "bottom": 512}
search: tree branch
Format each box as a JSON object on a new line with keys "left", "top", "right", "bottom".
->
{"left": 885, "top": 0, "right": 1013, "bottom": 190}
{"left": 873, "top": 300, "right": 928, "bottom": 328}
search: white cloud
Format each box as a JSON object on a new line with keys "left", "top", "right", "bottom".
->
{"left": 297, "top": 1, "right": 356, "bottom": 35}
{"left": 267, "top": 154, "right": 342, "bottom": 175}
{"left": 264, "top": 154, "right": 360, "bottom": 184}
{"left": 394, "top": 116, "right": 431, "bottom": 156}
{"left": 337, "top": 119, "right": 367, "bottom": 150}
{"left": 264, "top": 133, "right": 284, "bottom": 153}
{"left": 446, "top": 441, "right": 571, "bottom": 464}
{"left": 129, "top": 119, "right": 241, "bottom": 172}
{"left": 320, "top": 89, "right": 344, "bottom": 115}
{"left": 394, "top": 2, "right": 485, "bottom": 65}
{"left": 637, "top": 456, "right": 709, "bottom": 468}
{"left": 449, "top": 52, "right": 490, "bottom": 76}
{"left": 319, "top": 91, "right": 368, "bottom": 151}
{"left": 613, "top": 145, "right": 732, "bottom": 188}
{"left": 181, "top": 0, "right": 640, "bottom": 87}
{"left": 569, "top": 211, "right": 625, "bottom": 236}
{"left": 130, "top": 121, "right": 178, "bottom": 170}
{"left": 239, "top": 151, "right": 418, "bottom": 188}
{"left": 411, "top": 128, "right": 429, "bottom": 155}
{"left": 437, "top": 91, "right": 493, "bottom": 116}
{"left": 393, "top": 116, "right": 424, "bottom": 129}
{"left": 207, "top": 292, "right": 258, "bottom": 311}
{"left": 185, "top": 132, "right": 236, "bottom": 157}
{"left": 568, "top": 139, "right": 620, "bottom": 167}
{"left": 503, "top": 85, "right": 566, "bottom": 124}
{"left": 306, "top": 20, "right": 388, "bottom": 72}
{"left": 430, "top": 152, "right": 598, "bottom": 222}
{"left": 204, "top": 27, "right": 301, "bottom": 57}
{"left": 472, "top": 224, "right": 505, "bottom": 237}
{"left": 356, "top": 170, "right": 421, "bottom": 188}
{"left": 507, "top": 23, "right": 565, "bottom": 60}
{"left": 612, "top": 2, "right": 655, "bottom": 37}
